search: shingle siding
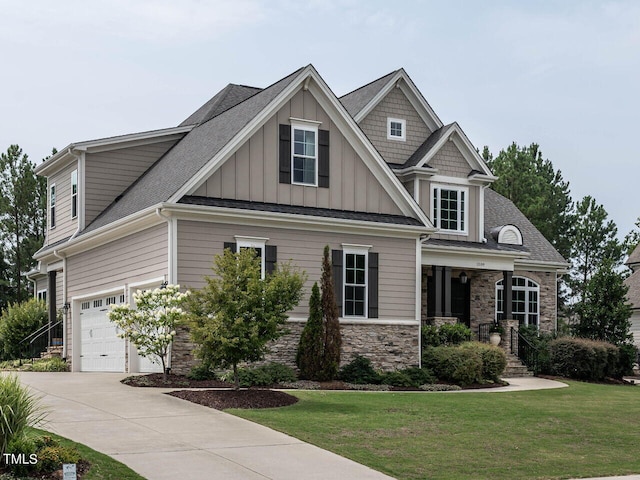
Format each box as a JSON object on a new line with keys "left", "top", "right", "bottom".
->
{"left": 359, "top": 88, "right": 431, "bottom": 165}
{"left": 429, "top": 141, "right": 471, "bottom": 178}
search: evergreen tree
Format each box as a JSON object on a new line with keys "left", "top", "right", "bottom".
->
{"left": 572, "top": 259, "right": 632, "bottom": 345}
{"left": 623, "top": 217, "right": 640, "bottom": 257}
{"left": 485, "top": 143, "right": 574, "bottom": 259}
{"left": 320, "top": 245, "right": 341, "bottom": 380}
{"left": 0, "top": 145, "right": 46, "bottom": 303}
{"left": 296, "top": 282, "right": 324, "bottom": 379}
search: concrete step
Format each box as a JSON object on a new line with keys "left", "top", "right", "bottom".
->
{"left": 504, "top": 353, "right": 534, "bottom": 377}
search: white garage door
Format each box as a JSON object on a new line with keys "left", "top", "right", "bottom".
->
{"left": 80, "top": 295, "right": 126, "bottom": 372}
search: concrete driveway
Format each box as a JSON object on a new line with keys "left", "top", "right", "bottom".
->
{"left": 16, "top": 372, "right": 393, "bottom": 480}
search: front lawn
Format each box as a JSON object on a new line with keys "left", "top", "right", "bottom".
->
{"left": 231, "top": 382, "right": 640, "bottom": 480}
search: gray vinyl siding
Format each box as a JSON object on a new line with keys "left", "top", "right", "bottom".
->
{"left": 192, "top": 89, "right": 403, "bottom": 216}
{"left": 47, "top": 162, "right": 78, "bottom": 244}
{"left": 359, "top": 88, "right": 431, "bottom": 165}
{"left": 84, "top": 140, "right": 178, "bottom": 225}
{"left": 631, "top": 311, "right": 640, "bottom": 346}
{"left": 55, "top": 272, "right": 63, "bottom": 308}
{"left": 419, "top": 179, "right": 480, "bottom": 242}
{"left": 177, "top": 220, "right": 417, "bottom": 320}
{"left": 430, "top": 142, "right": 472, "bottom": 178}
{"left": 35, "top": 277, "right": 48, "bottom": 297}
{"left": 65, "top": 223, "right": 168, "bottom": 364}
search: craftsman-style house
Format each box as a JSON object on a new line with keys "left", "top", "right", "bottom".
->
{"left": 28, "top": 65, "right": 567, "bottom": 373}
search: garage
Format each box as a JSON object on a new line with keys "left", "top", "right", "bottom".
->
{"left": 79, "top": 295, "right": 126, "bottom": 372}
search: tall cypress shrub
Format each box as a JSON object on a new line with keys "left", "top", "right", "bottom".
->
{"left": 296, "top": 282, "right": 324, "bottom": 379}
{"left": 321, "top": 245, "right": 341, "bottom": 380}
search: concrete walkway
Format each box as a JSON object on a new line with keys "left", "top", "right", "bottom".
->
{"left": 15, "top": 372, "right": 620, "bottom": 480}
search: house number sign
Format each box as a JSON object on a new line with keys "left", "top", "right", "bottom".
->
{"left": 63, "top": 464, "right": 77, "bottom": 480}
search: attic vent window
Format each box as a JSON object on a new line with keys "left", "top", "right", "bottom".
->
{"left": 387, "top": 118, "right": 406, "bottom": 141}
{"left": 495, "top": 225, "right": 523, "bottom": 245}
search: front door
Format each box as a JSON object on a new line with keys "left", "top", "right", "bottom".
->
{"left": 451, "top": 278, "right": 470, "bottom": 327}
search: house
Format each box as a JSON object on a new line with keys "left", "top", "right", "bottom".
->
{"left": 624, "top": 245, "right": 640, "bottom": 346}
{"left": 27, "top": 65, "right": 568, "bottom": 373}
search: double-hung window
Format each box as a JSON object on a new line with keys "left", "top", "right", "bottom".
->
{"left": 50, "top": 184, "right": 56, "bottom": 229}
{"left": 432, "top": 185, "right": 468, "bottom": 234}
{"left": 496, "top": 277, "right": 540, "bottom": 326}
{"left": 236, "top": 237, "right": 267, "bottom": 279}
{"left": 291, "top": 123, "right": 318, "bottom": 186}
{"left": 343, "top": 249, "right": 368, "bottom": 317}
{"left": 71, "top": 169, "right": 78, "bottom": 219}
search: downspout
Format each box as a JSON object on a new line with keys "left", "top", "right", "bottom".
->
{"left": 53, "top": 250, "right": 67, "bottom": 359}
{"left": 155, "top": 207, "right": 174, "bottom": 372}
{"left": 25, "top": 263, "right": 40, "bottom": 297}
{"left": 417, "top": 233, "right": 431, "bottom": 368}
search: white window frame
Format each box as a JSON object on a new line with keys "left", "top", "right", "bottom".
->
{"left": 431, "top": 184, "right": 469, "bottom": 235}
{"left": 291, "top": 121, "right": 318, "bottom": 187}
{"left": 49, "top": 183, "right": 56, "bottom": 229}
{"left": 495, "top": 277, "right": 540, "bottom": 327}
{"left": 235, "top": 236, "right": 268, "bottom": 279}
{"left": 343, "top": 247, "right": 369, "bottom": 318}
{"left": 387, "top": 117, "right": 406, "bottom": 141}
{"left": 37, "top": 290, "right": 47, "bottom": 302}
{"left": 71, "top": 169, "right": 78, "bottom": 219}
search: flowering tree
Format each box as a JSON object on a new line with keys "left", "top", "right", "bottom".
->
{"left": 107, "top": 284, "right": 190, "bottom": 380}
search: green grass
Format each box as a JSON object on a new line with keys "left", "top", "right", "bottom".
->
{"left": 231, "top": 382, "right": 640, "bottom": 480}
{"left": 22, "top": 428, "right": 146, "bottom": 480}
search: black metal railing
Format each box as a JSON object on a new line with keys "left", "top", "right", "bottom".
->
{"left": 511, "top": 327, "right": 538, "bottom": 373}
{"left": 19, "top": 321, "right": 63, "bottom": 360}
{"left": 478, "top": 323, "right": 492, "bottom": 343}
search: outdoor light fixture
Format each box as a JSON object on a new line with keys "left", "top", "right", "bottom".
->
{"left": 459, "top": 271, "right": 468, "bottom": 284}
{"left": 160, "top": 281, "right": 168, "bottom": 289}
{"left": 62, "top": 302, "right": 70, "bottom": 313}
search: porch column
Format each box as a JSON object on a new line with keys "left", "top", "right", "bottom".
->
{"left": 432, "top": 266, "right": 443, "bottom": 317}
{"left": 503, "top": 270, "right": 513, "bottom": 320}
{"left": 47, "top": 271, "right": 57, "bottom": 347}
{"left": 443, "top": 266, "right": 452, "bottom": 317}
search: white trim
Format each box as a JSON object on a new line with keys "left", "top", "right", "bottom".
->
{"left": 46, "top": 260, "right": 63, "bottom": 272}
{"left": 70, "top": 169, "right": 78, "bottom": 220}
{"left": 496, "top": 276, "right": 540, "bottom": 326}
{"left": 387, "top": 117, "right": 406, "bottom": 141}
{"left": 478, "top": 185, "right": 487, "bottom": 243}
{"left": 343, "top": 247, "right": 369, "bottom": 319}
{"left": 79, "top": 152, "right": 86, "bottom": 230}
{"left": 497, "top": 225, "right": 523, "bottom": 245}
{"left": 341, "top": 243, "right": 372, "bottom": 250}
{"left": 290, "top": 121, "right": 319, "bottom": 187}
{"left": 289, "top": 117, "right": 322, "bottom": 127}
{"left": 49, "top": 183, "right": 56, "bottom": 229}
{"left": 415, "top": 237, "right": 422, "bottom": 368}
{"left": 431, "top": 184, "right": 469, "bottom": 235}
{"left": 235, "top": 236, "right": 268, "bottom": 278}
{"left": 37, "top": 289, "right": 47, "bottom": 301}
{"left": 287, "top": 317, "right": 420, "bottom": 326}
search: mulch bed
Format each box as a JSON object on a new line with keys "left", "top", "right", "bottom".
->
{"left": 0, "top": 460, "right": 90, "bottom": 479}
{"left": 122, "top": 373, "right": 233, "bottom": 388}
{"left": 167, "top": 389, "right": 299, "bottom": 409}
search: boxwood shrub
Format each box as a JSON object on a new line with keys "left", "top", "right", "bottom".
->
{"left": 338, "top": 356, "right": 382, "bottom": 384}
{"left": 423, "top": 342, "right": 506, "bottom": 386}
{"left": 549, "top": 337, "right": 629, "bottom": 381}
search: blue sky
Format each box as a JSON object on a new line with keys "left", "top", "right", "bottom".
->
{"left": 1, "top": 0, "right": 638, "bottom": 239}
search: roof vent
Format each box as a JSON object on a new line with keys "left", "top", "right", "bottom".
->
{"left": 491, "top": 225, "right": 523, "bottom": 246}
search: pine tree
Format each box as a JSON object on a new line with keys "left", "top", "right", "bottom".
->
{"left": 320, "top": 245, "right": 341, "bottom": 380}
{"left": 296, "top": 282, "right": 324, "bottom": 379}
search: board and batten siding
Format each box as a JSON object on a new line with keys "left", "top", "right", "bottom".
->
{"left": 192, "top": 89, "right": 403, "bottom": 216}
{"left": 47, "top": 162, "right": 78, "bottom": 244}
{"left": 65, "top": 224, "right": 168, "bottom": 362}
{"left": 84, "top": 140, "right": 178, "bottom": 225}
{"left": 177, "top": 220, "right": 417, "bottom": 320}
{"left": 359, "top": 87, "right": 431, "bottom": 165}
{"left": 419, "top": 179, "right": 480, "bottom": 242}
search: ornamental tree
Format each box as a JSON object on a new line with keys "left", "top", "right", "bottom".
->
{"left": 107, "top": 284, "right": 190, "bottom": 380}
{"left": 296, "top": 282, "right": 324, "bottom": 379}
{"left": 186, "top": 248, "right": 305, "bottom": 389}
{"left": 320, "top": 245, "right": 341, "bottom": 380}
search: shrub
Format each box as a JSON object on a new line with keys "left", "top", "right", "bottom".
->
{"left": 549, "top": 337, "right": 625, "bottom": 381}
{"left": 229, "top": 363, "right": 297, "bottom": 387}
{"left": 37, "top": 444, "right": 81, "bottom": 473}
{"left": 338, "top": 356, "right": 381, "bottom": 384}
{"left": 0, "top": 299, "right": 47, "bottom": 360}
{"left": 296, "top": 282, "right": 324, "bottom": 380}
{"left": 30, "top": 357, "right": 68, "bottom": 372}
{"left": 6, "top": 436, "right": 37, "bottom": 475}
{"left": 423, "top": 345, "right": 483, "bottom": 386}
{"left": 518, "top": 326, "right": 556, "bottom": 374}
{"left": 618, "top": 343, "right": 638, "bottom": 377}
{"left": 0, "top": 375, "right": 46, "bottom": 458}
{"left": 419, "top": 384, "right": 462, "bottom": 392}
{"left": 380, "top": 371, "right": 415, "bottom": 388}
{"left": 460, "top": 342, "right": 506, "bottom": 382}
{"left": 187, "top": 363, "right": 218, "bottom": 381}
{"left": 401, "top": 367, "right": 436, "bottom": 386}
{"left": 259, "top": 363, "right": 297, "bottom": 384}
{"left": 421, "top": 323, "right": 472, "bottom": 347}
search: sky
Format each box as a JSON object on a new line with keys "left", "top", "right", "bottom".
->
{"left": 1, "top": 0, "right": 638, "bottom": 239}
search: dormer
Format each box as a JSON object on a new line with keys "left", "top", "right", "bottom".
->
{"left": 491, "top": 225, "right": 524, "bottom": 246}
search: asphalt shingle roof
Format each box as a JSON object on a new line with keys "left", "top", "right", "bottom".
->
{"left": 179, "top": 84, "right": 262, "bottom": 127}
{"left": 624, "top": 269, "right": 640, "bottom": 308}
{"left": 339, "top": 70, "right": 398, "bottom": 118}
{"left": 178, "top": 196, "right": 424, "bottom": 226}
{"left": 626, "top": 244, "right": 640, "bottom": 267}
{"left": 81, "top": 67, "right": 305, "bottom": 235}
{"left": 484, "top": 188, "right": 567, "bottom": 265}
{"left": 402, "top": 123, "right": 456, "bottom": 168}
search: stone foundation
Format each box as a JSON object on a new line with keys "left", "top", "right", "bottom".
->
{"left": 171, "top": 321, "right": 420, "bottom": 374}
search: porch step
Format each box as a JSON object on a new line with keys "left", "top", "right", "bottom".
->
{"left": 40, "top": 346, "right": 63, "bottom": 359}
{"left": 503, "top": 353, "right": 534, "bottom": 377}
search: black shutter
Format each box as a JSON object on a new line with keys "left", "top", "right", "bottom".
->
{"left": 265, "top": 245, "right": 277, "bottom": 275}
{"left": 279, "top": 124, "right": 291, "bottom": 184}
{"left": 224, "top": 242, "right": 237, "bottom": 253}
{"left": 332, "top": 249, "right": 343, "bottom": 315}
{"left": 318, "top": 129, "right": 330, "bottom": 188}
{"left": 368, "top": 252, "right": 379, "bottom": 319}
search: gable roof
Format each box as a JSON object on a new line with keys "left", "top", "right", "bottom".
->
{"left": 403, "top": 123, "right": 456, "bottom": 168}
{"left": 484, "top": 188, "right": 567, "bottom": 266}
{"left": 626, "top": 244, "right": 640, "bottom": 269}
{"left": 179, "top": 84, "right": 262, "bottom": 127}
{"left": 624, "top": 269, "right": 640, "bottom": 309}
{"left": 339, "top": 69, "right": 443, "bottom": 131}
{"left": 81, "top": 67, "right": 305, "bottom": 235}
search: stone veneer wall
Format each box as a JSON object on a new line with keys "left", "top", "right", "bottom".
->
{"left": 170, "top": 321, "right": 420, "bottom": 374}
{"left": 469, "top": 269, "right": 557, "bottom": 335}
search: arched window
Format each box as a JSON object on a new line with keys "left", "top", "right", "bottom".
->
{"left": 495, "top": 277, "right": 539, "bottom": 326}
